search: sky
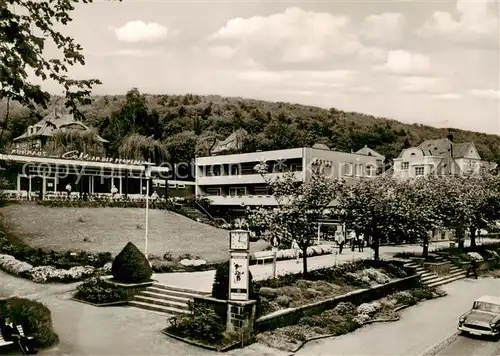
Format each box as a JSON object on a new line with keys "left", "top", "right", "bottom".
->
{"left": 37, "top": 0, "right": 500, "bottom": 134}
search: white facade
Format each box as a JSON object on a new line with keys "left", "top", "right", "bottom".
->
{"left": 195, "top": 146, "right": 378, "bottom": 207}
{"left": 392, "top": 138, "right": 496, "bottom": 179}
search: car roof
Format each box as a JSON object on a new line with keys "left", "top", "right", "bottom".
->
{"left": 475, "top": 295, "right": 500, "bottom": 304}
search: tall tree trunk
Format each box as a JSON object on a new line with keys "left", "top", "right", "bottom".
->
{"left": 470, "top": 226, "right": 477, "bottom": 249}
{"left": 372, "top": 235, "right": 380, "bottom": 260}
{"left": 422, "top": 233, "right": 429, "bottom": 258}
{"left": 456, "top": 226, "right": 465, "bottom": 249}
{"left": 302, "top": 246, "right": 308, "bottom": 276}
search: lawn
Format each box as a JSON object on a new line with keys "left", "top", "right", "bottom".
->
{"left": 0, "top": 204, "right": 265, "bottom": 262}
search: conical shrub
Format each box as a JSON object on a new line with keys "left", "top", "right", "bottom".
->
{"left": 111, "top": 242, "right": 152, "bottom": 283}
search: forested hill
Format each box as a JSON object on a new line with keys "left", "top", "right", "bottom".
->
{"left": 1, "top": 89, "right": 499, "bottom": 163}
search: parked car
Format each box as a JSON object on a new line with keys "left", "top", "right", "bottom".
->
{"left": 458, "top": 295, "right": 500, "bottom": 338}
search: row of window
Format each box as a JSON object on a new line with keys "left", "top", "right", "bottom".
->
{"left": 400, "top": 162, "right": 424, "bottom": 176}
{"left": 204, "top": 187, "right": 273, "bottom": 196}
{"left": 153, "top": 181, "right": 188, "bottom": 189}
{"left": 202, "top": 162, "right": 375, "bottom": 177}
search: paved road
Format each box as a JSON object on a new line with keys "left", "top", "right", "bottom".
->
{"left": 296, "top": 277, "right": 500, "bottom": 356}
{"left": 155, "top": 239, "right": 497, "bottom": 292}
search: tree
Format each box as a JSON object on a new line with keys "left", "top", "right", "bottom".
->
{"left": 164, "top": 131, "right": 197, "bottom": 163}
{"left": 463, "top": 174, "right": 500, "bottom": 248}
{"left": 0, "top": 0, "right": 105, "bottom": 117}
{"left": 337, "top": 177, "right": 399, "bottom": 260}
{"left": 429, "top": 176, "right": 477, "bottom": 249}
{"left": 47, "top": 129, "right": 105, "bottom": 156}
{"left": 392, "top": 177, "right": 442, "bottom": 257}
{"left": 247, "top": 164, "right": 342, "bottom": 274}
{"left": 119, "top": 133, "right": 168, "bottom": 164}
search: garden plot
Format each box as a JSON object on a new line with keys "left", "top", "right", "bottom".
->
{"left": 256, "top": 265, "right": 402, "bottom": 315}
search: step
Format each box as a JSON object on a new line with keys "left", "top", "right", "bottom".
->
{"left": 421, "top": 274, "right": 439, "bottom": 282}
{"left": 128, "top": 301, "right": 190, "bottom": 315}
{"left": 141, "top": 291, "right": 191, "bottom": 304}
{"left": 146, "top": 287, "right": 208, "bottom": 300}
{"left": 150, "top": 283, "right": 210, "bottom": 296}
{"left": 427, "top": 273, "right": 466, "bottom": 288}
{"left": 134, "top": 295, "right": 190, "bottom": 310}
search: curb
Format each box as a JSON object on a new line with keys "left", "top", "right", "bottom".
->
{"left": 290, "top": 304, "right": 411, "bottom": 353}
{"left": 417, "top": 332, "right": 459, "bottom": 356}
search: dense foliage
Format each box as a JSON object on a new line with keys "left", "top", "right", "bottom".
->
{"left": 111, "top": 242, "right": 152, "bottom": 283}
{"left": 0, "top": 297, "right": 59, "bottom": 348}
{"left": 168, "top": 303, "right": 226, "bottom": 345}
{"left": 2, "top": 90, "right": 500, "bottom": 165}
{"left": 0, "top": 0, "right": 103, "bottom": 148}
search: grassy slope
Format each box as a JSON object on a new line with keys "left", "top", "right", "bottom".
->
{"left": 0, "top": 204, "right": 264, "bottom": 262}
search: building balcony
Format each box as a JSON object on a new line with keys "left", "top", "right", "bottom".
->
{"left": 202, "top": 194, "right": 280, "bottom": 206}
{"left": 196, "top": 171, "right": 303, "bottom": 186}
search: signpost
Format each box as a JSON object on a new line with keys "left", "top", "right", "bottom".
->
{"left": 229, "top": 229, "right": 250, "bottom": 301}
{"left": 270, "top": 236, "right": 280, "bottom": 279}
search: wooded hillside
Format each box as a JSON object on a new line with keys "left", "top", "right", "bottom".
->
{"left": 1, "top": 88, "right": 499, "bottom": 164}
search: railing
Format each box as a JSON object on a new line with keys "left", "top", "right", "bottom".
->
{"left": 194, "top": 199, "right": 229, "bottom": 226}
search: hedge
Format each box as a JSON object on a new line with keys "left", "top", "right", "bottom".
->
{"left": 0, "top": 297, "right": 59, "bottom": 348}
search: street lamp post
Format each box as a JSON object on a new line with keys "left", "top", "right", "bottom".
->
{"left": 144, "top": 163, "right": 153, "bottom": 260}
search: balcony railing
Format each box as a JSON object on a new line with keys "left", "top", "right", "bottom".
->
{"left": 197, "top": 171, "right": 303, "bottom": 185}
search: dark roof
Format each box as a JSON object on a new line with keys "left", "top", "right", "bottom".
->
{"left": 356, "top": 145, "right": 385, "bottom": 159}
{"left": 212, "top": 129, "right": 248, "bottom": 154}
{"left": 452, "top": 142, "right": 475, "bottom": 158}
{"left": 418, "top": 138, "right": 451, "bottom": 156}
{"left": 417, "top": 138, "right": 478, "bottom": 159}
{"left": 312, "top": 143, "right": 330, "bottom": 150}
{"left": 13, "top": 111, "right": 107, "bottom": 143}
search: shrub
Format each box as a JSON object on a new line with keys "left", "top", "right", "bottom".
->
{"left": 410, "top": 287, "right": 434, "bottom": 301}
{"left": 75, "top": 278, "right": 128, "bottom": 304}
{"left": 333, "top": 302, "right": 356, "bottom": 316}
{"left": 168, "top": 303, "right": 225, "bottom": 344}
{"left": 0, "top": 297, "right": 59, "bottom": 348}
{"left": 393, "top": 291, "right": 417, "bottom": 306}
{"left": 111, "top": 242, "right": 152, "bottom": 283}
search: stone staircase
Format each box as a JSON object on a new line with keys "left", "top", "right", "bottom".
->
{"left": 404, "top": 258, "right": 467, "bottom": 288}
{"left": 179, "top": 205, "right": 214, "bottom": 225}
{"left": 129, "top": 283, "right": 210, "bottom": 315}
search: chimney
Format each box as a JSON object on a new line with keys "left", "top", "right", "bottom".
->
{"left": 447, "top": 134, "right": 453, "bottom": 157}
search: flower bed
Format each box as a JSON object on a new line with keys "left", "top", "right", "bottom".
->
{"left": 38, "top": 196, "right": 175, "bottom": 210}
{"left": 165, "top": 303, "right": 242, "bottom": 351}
{"left": 0, "top": 225, "right": 112, "bottom": 270}
{"left": 148, "top": 252, "right": 223, "bottom": 273}
{"left": 256, "top": 287, "right": 440, "bottom": 352}
{"left": 253, "top": 244, "right": 334, "bottom": 264}
{"left": 255, "top": 260, "right": 409, "bottom": 315}
{"left": 0, "top": 253, "right": 111, "bottom": 283}
{"left": 73, "top": 277, "right": 141, "bottom": 305}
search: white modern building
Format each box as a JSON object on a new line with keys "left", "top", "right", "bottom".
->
{"left": 195, "top": 143, "right": 379, "bottom": 210}
{"left": 391, "top": 137, "right": 497, "bottom": 179}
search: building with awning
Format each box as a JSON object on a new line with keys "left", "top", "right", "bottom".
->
{"left": 0, "top": 149, "right": 170, "bottom": 200}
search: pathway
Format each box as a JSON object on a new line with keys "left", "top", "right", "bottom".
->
{"left": 0, "top": 238, "right": 496, "bottom": 356}
{"left": 295, "top": 277, "right": 500, "bottom": 356}
{"left": 154, "top": 239, "right": 497, "bottom": 292}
